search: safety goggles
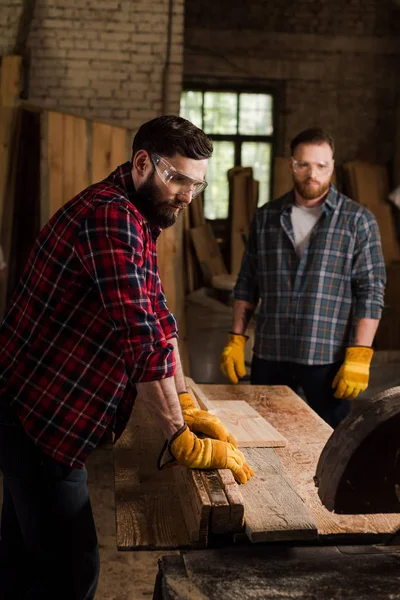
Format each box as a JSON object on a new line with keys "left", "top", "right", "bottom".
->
{"left": 291, "top": 158, "right": 333, "bottom": 175}
{"left": 151, "top": 153, "right": 208, "bottom": 198}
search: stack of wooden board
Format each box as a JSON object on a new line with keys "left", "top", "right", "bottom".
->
{"left": 113, "top": 382, "right": 400, "bottom": 551}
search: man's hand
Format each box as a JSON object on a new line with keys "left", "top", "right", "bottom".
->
{"left": 332, "top": 346, "right": 374, "bottom": 401}
{"left": 178, "top": 392, "right": 237, "bottom": 446}
{"left": 160, "top": 425, "right": 254, "bottom": 484}
{"left": 220, "top": 333, "right": 247, "bottom": 384}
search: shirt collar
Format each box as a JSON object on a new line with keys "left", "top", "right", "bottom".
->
{"left": 108, "top": 161, "right": 162, "bottom": 239}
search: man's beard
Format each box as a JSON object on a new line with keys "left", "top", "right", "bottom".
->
{"left": 134, "top": 171, "right": 187, "bottom": 229}
{"left": 294, "top": 177, "right": 330, "bottom": 200}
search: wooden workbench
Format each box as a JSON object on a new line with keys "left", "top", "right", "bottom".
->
{"left": 113, "top": 385, "right": 400, "bottom": 550}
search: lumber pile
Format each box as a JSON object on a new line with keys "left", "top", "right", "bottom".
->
{"left": 343, "top": 160, "right": 400, "bottom": 350}
{"left": 113, "top": 381, "right": 320, "bottom": 550}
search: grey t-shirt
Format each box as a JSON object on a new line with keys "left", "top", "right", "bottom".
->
{"left": 291, "top": 203, "right": 322, "bottom": 257}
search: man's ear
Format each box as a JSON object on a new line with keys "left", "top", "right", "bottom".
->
{"left": 132, "top": 150, "right": 152, "bottom": 187}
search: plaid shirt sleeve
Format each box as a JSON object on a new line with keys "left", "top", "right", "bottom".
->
{"left": 75, "top": 201, "right": 176, "bottom": 382}
{"left": 154, "top": 276, "right": 178, "bottom": 340}
{"left": 234, "top": 215, "right": 260, "bottom": 306}
{"left": 351, "top": 210, "right": 386, "bottom": 320}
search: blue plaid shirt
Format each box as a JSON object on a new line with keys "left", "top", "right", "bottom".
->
{"left": 234, "top": 185, "right": 386, "bottom": 365}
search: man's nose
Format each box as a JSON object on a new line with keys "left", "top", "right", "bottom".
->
{"left": 179, "top": 189, "right": 193, "bottom": 204}
{"left": 308, "top": 163, "right": 319, "bottom": 178}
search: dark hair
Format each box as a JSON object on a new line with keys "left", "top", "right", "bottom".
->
{"left": 132, "top": 115, "right": 213, "bottom": 160}
{"left": 290, "top": 128, "right": 335, "bottom": 156}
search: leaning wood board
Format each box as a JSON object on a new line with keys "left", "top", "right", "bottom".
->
{"left": 187, "top": 378, "right": 287, "bottom": 448}
{"left": 199, "top": 384, "right": 400, "bottom": 541}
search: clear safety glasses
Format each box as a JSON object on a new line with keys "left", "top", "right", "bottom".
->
{"left": 151, "top": 153, "right": 208, "bottom": 198}
{"left": 291, "top": 158, "right": 334, "bottom": 175}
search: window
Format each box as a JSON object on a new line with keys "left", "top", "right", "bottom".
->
{"left": 180, "top": 88, "right": 275, "bottom": 220}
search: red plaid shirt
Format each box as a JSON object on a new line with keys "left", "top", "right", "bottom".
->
{"left": 0, "top": 162, "right": 177, "bottom": 467}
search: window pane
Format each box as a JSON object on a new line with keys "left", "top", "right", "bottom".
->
{"left": 241, "top": 142, "right": 271, "bottom": 206}
{"left": 180, "top": 90, "right": 203, "bottom": 128}
{"left": 204, "top": 92, "right": 237, "bottom": 134}
{"left": 239, "top": 94, "right": 273, "bottom": 135}
{"left": 204, "top": 141, "right": 235, "bottom": 219}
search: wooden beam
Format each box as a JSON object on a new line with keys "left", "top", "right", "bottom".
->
{"left": 241, "top": 447, "right": 318, "bottom": 542}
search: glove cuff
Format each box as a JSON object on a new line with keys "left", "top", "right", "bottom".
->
{"left": 346, "top": 346, "right": 374, "bottom": 365}
{"left": 178, "top": 391, "right": 197, "bottom": 412}
{"left": 228, "top": 332, "right": 249, "bottom": 348}
{"left": 157, "top": 424, "right": 188, "bottom": 470}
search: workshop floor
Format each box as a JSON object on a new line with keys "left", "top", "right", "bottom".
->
{"left": 1, "top": 293, "right": 400, "bottom": 599}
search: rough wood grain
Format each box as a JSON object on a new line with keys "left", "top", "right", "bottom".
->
{"left": 199, "top": 384, "right": 400, "bottom": 541}
{"left": 187, "top": 378, "right": 286, "bottom": 448}
{"left": 172, "top": 465, "right": 211, "bottom": 547}
{"left": 114, "top": 398, "right": 191, "bottom": 550}
{"left": 208, "top": 400, "right": 287, "bottom": 448}
{"left": 240, "top": 447, "right": 317, "bottom": 542}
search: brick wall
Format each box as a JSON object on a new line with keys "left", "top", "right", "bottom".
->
{"left": 184, "top": 0, "right": 400, "bottom": 166}
{"left": 0, "top": 1, "right": 24, "bottom": 56}
{"left": 1, "top": 0, "right": 184, "bottom": 130}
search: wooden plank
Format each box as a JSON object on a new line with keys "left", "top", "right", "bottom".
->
{"left": 72, "top": 116, "right": 89, "bottom": 195}
{"left": 188, "top": 378, "right": 287, "bottom": 450}
{"left": 110, "top": 125, "right": 127, "bottom": 167}
{"left": 205, "top": 400, "right": 287, "bottom": 448}
{"left": 217, "top": 469, "right": 245, "bottom": 532}
{"left": 186, "top": 377, "right": 245, "bottom": 534}
{"left": 186, "top": 377, "right": 214, "bottom": 411}
{"left": 241, "top": 447, "right": 318, "bottom": 542}
{"left": 91, "top": 121, "right": 112, "bottom": 183}
{"left": 189, "top": 194, "right": 205, "bottom": 227}
{"left": 62, "top": 114, "right": 75, "bottom": 204}
{"left": 199, "top": 384, "right": 400, "bottom": 541}
{"left": 0, "top": 56, "right": 22, "bottom": 319}
{"left": 272, "top": 156, "right": 292, "bottom": 199}
{"left": 344, "top": 160, "right": 400, "bottom": 263}
{"left": 47, "top": 111, "right": 64, "bottom": 219}
{"left": 230, "top": 171, "right": 250, "bottom": 276}
{"left": 190, "top": 223, "right": 227, "bottom": 283}
{"left": 114, "top": 398, "right": 191, "bottom": 550}
{"left": 172, "top": 465, "right": 211, "bottom": 547}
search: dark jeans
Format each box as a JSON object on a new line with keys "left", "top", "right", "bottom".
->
{"left": 0, "top": 404, "right": 100, "bottom": 600}
{"left": 251, "top": 355, "right": 351, "bottom": 428}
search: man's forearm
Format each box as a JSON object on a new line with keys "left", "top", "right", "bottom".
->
{"left": 136, "top": 375, "right": 184, "bottom": 440}
{"left": 232, "top": 299, "right": 256, "bottom": 335}
{"left": 352, "top": 317, "right": 380, "bottom": 346}
{"left": 169, "top": 337, "right": 187, "bottom": 394}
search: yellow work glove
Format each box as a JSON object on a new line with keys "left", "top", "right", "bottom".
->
{"left": 178, "top": 392, "right": 237, "bottom": 447}
{"left": 159, "top": 425, "right": 254, "bottom": 484}
{"left": 332, "top": 346, "right": 374, "bottom": 401}
{"left": 220, "top": 333, "right": 248, "bottom": 384}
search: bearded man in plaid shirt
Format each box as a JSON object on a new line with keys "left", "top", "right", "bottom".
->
{"left": 0, "top": 115, "right": 253, "bottom": 600}
{"left": 221, "top": 127, "right": 386, "bottom": 429}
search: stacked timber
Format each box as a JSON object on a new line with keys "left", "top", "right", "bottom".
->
{"left": 343, "top": 160, "right": 400, "bottom": 350}
{"left": 113, "top": 382, "right": 400, "bottom": 550}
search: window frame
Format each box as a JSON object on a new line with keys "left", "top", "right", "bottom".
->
{"left": 181, "top": 81, "right": 279, "bottom": 217}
